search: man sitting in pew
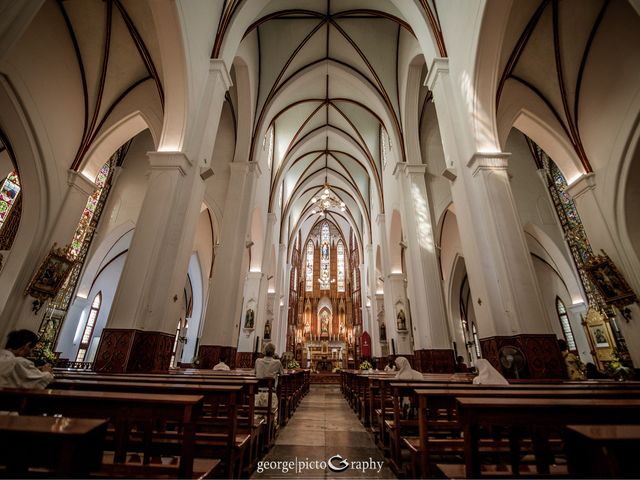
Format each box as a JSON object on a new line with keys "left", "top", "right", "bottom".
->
{"left": 255, "top": 343, "right": 283, "bottom": 416}
{"left": 0, "top": 330, "right": 54, "bottom": 389}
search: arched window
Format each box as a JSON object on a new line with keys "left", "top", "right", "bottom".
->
{"left": 472, "top": 323, "right": 481, "bottom": 359}
{"left": 170, "top": 318, "right": 185, "bottom": 367}
{"left": 264, "top": 125, "right": 274, "bottom": 169}
{"left": 305, "top": 241, "right": 314, "bottom": 292}
{"left": 76, "top": 292, "right": 101, "bottom": 362}
{"left": 320, "top": 223, "right": 330, "bottom": 290}
{"left": 0, "top": 170, "right": 20, "bottom": 230}
{"left": 556, "top": 297, "right": 577, "bottom": 351}
{"left": 70, "top": 160, "right": 111, "bottom": 259}
{"left": 337, "top": 240, "right": 345, "bottom": 292}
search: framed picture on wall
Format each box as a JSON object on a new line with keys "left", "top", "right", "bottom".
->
{"left": 26, "top": 245, "right": 75, "bottom": 298}
{"left": 589, "top": 325, "right": 610, "bottom": 348}
{"left": 585, "top": 252, "right": 638, "bottom": 308}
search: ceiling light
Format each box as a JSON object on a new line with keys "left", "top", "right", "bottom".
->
{"left": 311, "top": 197, "right": 317, "bottom": 203}
{"left": 311, "top": 209, "right": 316, "bottom": 214}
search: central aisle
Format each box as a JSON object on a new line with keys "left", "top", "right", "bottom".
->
{"left": 252, "top": 385, "right": 395, "bottom": 479}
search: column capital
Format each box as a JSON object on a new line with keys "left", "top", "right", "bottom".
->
{"left": 566, "top": 172, "right": 596, "bottom": 200}
{"left": 209, "top": 59, "right": 233, "bottom": 91}
{"left": 376, "top": 213, "right": 386, "bottom": 226}
{"left": 67, "top": 170, "right": 96, "bottom": 196}
{"left": 466, "top": 152, "right": 510, "bottom": 176}
{"left": 393, "top": 162, "right": 427, "bottom": 178}
{"left": 147, "top": 151, "right": 192, "bottom": 175}
{"left": 365, "top": 243, "right": 374, "bottom": 254}
{"left": 424, "top": 57, "right": 449, "bottom": 90}
{"left": 266, "top": 212, "right": 277, "bottom": 225}
{"left": 247, "top": 270, "right": 265, "bottom": 281}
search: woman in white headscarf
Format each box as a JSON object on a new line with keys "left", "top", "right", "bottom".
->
{"left": 473, "top": 358, "right": 509, "bottom": 385}
{"left": 394, "top": 356, "right": 423, "bottom": 380}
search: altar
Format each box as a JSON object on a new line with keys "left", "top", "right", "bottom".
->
{"left": 305, "top": 339, "right": 345, "bottom": 371}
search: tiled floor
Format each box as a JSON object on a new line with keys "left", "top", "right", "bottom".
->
{"left": 252, "top": 385, "right": 396, "bottom": 479}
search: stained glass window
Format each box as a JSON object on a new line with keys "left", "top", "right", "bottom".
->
{"left": 337, "top": 240, "right": 345, "bottom": 292}
{"left": 556, "top": 297, "right": 577, "bottom": 351}
{"left": 0, "top": 171, "right": 20, "bottom": 230}
{"left": 305, "top": 241, "right": 314, "bottom": 292}
{"left": 320, "top": 223, "right": 330, "bottom": 290}
{"left": 70, "top": 161, "right": 111, "bottom": 259}
{"left": 76, "top": 292, "right": 101, "bottom": 362}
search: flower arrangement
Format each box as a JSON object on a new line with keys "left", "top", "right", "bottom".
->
{"left": 287, "top": 359, "right": 301, "bottom": 369}
{"left": 332, "top": 366, "right": 342, "bottom": 373}
{"left": 30, "top": 342, "right": 57, "bottom": 367}
{"left": 359, "top": 360, "right": 372, "bottom": 370}
{"left": 607, "top": 348, "right": 634, "bottom": 381}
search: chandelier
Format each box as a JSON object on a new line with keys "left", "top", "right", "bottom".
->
{"left": 311, "top": 157, "right": 346, "bottom": 216}
{"left": 310, "top": 183, "right": 346, "bottom": 216}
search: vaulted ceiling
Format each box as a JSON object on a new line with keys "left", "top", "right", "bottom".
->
{"left": 232, "top": 0, "right": 427, "bottom": 251}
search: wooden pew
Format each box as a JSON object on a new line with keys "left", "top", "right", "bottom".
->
{"left": 456, "top": 397, "right": 640, "bottom": 478}
{"left": 0, "top": 415, "right": 108, "bottom": 477}
{"left": 565, "top": 424, "right": 640, "bottom": 478}
{"left": 0, "top": 387, "right": 207, "bottom": 479}
{"left": 414, "top": 387, "right": 640, "bottom": 478}
{"left": 50, "top": 379, "right": 248, "bottom": 478}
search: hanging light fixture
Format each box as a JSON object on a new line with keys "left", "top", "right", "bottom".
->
{"left": 311, "top": 155, "right": 346, "bottom": 215}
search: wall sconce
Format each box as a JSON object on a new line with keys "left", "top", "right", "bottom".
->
{"left": 245, "top": 240, "right": 254, "bottom": 249}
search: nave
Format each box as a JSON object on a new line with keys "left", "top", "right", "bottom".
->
{"left": 253, "top": 385, "right": 394, "bottom": 479}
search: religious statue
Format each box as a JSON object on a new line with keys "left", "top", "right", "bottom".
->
{"left": 321, "top": 241, "right": 329, "bottom": 258}
{"left": 380, "top": 322, "right": 387, "bottom": 341}
{"left": 321, "top": 312, "right": 329, "bottom": 334}
{"left": 264, "top": 321, "right": 271, "bottom": 340}
{"left": 396, "top": 309, "right": 407, "bottom": 331}
{"left": 244, "top": 308, "right": 255, "bottom": 329}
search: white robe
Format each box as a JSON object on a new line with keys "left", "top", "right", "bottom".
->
{"left": 0, "top": 349, "right": 54, "bottom": 389}
{"left": 394, "top": 356, "right": 423, "bottom": 380}
{"left": 213, "top": 361, "right": 230, "bottom": 371}
{"left": 472, "top": 358, "right": 509, "bottom": 385}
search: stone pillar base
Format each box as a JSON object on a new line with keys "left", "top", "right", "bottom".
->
{"left": 197, "top": 345, "right": 238, "bottom": 369}
{"left": 93, "top": 328, "right": 174, "bottom": 373}
{"left": 480, "top": 334, "right": 564, "bottom": 379}
{"left": 413, "top": 349, "right": 455, "bottom": 373}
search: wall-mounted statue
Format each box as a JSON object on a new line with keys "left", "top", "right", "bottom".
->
{"left": 396, "top": 308, "right": 407, "bottom": 331}
{"left": 244, "top": 308, "right": 255, "bottom": 329}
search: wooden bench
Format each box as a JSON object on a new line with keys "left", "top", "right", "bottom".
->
{"left": 0, "top": 415, "right": 108, "bottom": 477}
{"left": 565, "top": 424, "right": 640, "bottom": 478}
{"left": 0, "top": 387, "right": 208, "bottom": 478}
{"left": 50, "top": 379, "right": 248, "bottom": 478}
{"left": 456, "top": 397, "right": 640, "bottom": 478}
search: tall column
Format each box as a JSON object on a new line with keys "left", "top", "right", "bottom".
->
{"left": 567, "top": 173, "right": 640, "bottom": 366}
{"left": 94, "top": 152, "right": 205, "bottom": 372}
{"left": 426, "top": 58, "right": 563, "bottom": 378}
{"left": 365, "top": 243, "right": 381, "bottom": 358}
{"left": 254, "top": 213, "right": 277, "bottom": 348}
{"left": 93, "top": 60, "right": 232, "bottom": 372}
{"left": 394, "top": 163, "right": 454, "bottom": 371}
{"left": 198, "top": 162, "right": 261, "bottom": 367}
{"left": 4, "top": 171, "right": 96, "bottom": 338}
{"left": 271, "top": 243, "right": 287, "bottom": 353}
{"left": 236, "top": 271, "right": 263, "bottom": 356}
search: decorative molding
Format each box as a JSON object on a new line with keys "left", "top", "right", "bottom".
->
{"left": 67, "top": 170, "right": 96, "bottom": 196}
{"left": 424, "top": 57, "right": 449, "bottom": 91}
{"left": 480, "top": 333, "right": 565, "bottom": 379}
{"left": 209, "top": 58, "right": 233, "bottom": 91}
{"left": 466, "top": 152, "right": 510, "bottom": 176}
{"left": 147, "top": 151, "right": 192, "bottom": 175}
{"left": 413, "top": 348, "right": 455, "bottom": 373}
{"left": 566, "top": 172, "right": 596, "bottom": 200}
{"left": 93, "top": 328, "right": 175, "bottom": 372}
{"left": 392, "top": 162, "right": 427, "bottom": 178}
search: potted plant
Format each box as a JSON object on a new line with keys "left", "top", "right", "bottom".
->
{"left": 287, "top": 359, "right": 301, "bottom": 369}
{"left": 359, "top": 360, "right": 372, "bottom": 371}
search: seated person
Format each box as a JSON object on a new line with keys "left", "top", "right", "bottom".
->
{"left": 383, "top": 357, "right": 396, "bottom": 372}
{"left": 472, "top": 358, "right": 509, "bottom": 385}
{"left": 455, "top": 355, "right": 470, "bottom": 373}
{"left": 255, "top": 343, "right": 283, "bottom": 418}
{"left": 558, "top": 339, "right": 586, "bottom": 380}
{"left": 394, "top": 356, "right": 422, "bottom": 380}
{"left": 0, "top": 330, "right": 54, "bottom": 389}
{"left": 213, "top": 355, "right": 230, "bottom": 371}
